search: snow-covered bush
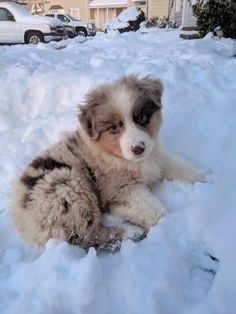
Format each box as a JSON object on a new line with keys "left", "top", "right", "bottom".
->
{"left": 142, "top": 16, "right": 179, "bottom": 29}
{"left": 192, "top": 0, "right": 236, "bottom": 39}
{"left": 145, "top": 16, "right": 159, "bottom": 28}
{"left": 105, "top": 7, "right": 145, "bottom": 33}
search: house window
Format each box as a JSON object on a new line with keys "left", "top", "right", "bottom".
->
{"left": 175, "top": 0, "right": 181, "bottom": 13}
{"left": 69, "top": 8, "right": 80, "bottom": 19}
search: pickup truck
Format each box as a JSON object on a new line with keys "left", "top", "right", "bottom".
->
{"left": 0, "top": 2, "right": 66, "bottom": 44}
{"left": 45, "top": 13, "right": 96, "bottom": 37}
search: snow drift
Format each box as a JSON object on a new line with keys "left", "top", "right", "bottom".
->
{"left": 0, "top": 29, "right": 236, "bottom": 314}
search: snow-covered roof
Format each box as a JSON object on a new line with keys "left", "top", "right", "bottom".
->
{"left": 48, "top": 4, "right": 64, "bottom": 10}
{"left": 89, "top": 0, "right": 128, "bottom": 8}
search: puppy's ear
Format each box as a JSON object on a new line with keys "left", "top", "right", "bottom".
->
{"left": 78, "top": 89, "right": 107, "bottom": 140}
{"left": 79, "top": 103, "right": 99, "bottom": 140}
{"left": 136, "top": 76, "right": 163, "bottom": 108}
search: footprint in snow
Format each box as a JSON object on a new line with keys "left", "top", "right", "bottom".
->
{"left": 182, "top": 246, "right": 219, "bottom": 304}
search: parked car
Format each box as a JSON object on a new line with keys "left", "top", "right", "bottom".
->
{"left": 45, "top": 13, "right": 96, "bottom": 37}
{"left": 0, "top": 2, "right": 66, "bottom": 44}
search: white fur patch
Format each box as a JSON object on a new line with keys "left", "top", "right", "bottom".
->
{"left": 110, "top": 86, "right": 134, "bottom": 117}
{"left": 109, "top": 86, "right": 155, "bottom": 161}
{"left": 119, "top": 120, "right": 154, "bottom": 161}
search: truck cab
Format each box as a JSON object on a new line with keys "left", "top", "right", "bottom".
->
{"left": 45, "top": 13, "right": 96, "bottom": 37}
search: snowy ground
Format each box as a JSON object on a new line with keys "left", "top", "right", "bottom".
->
{"left": 0, "top": 29, "right": 236, "bottom": 314}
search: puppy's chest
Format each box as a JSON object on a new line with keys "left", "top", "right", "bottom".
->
{"left": 140, "top": 160, "right": 161, "bottom": 185}
{"left": 88, "top": 167, "right": 140, "bottom": 204}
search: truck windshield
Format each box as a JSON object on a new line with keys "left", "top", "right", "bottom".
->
{"left": 66, "top": 13, "right": 79, "bottom": 21}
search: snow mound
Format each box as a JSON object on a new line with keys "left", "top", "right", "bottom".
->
{"left": 105, "top": 7, "right": 145, "bottom": 33}
{"left": 1, "top": 29, "right": 236, "bottom": 314}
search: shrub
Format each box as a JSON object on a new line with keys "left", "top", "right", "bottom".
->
{"left": 192, "top": 0, "right": 236, "bottom": 39}
{"left": 143, "top": 16, "right": 179, "bottom": 29}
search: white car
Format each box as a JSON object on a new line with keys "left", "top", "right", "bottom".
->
{"left": 0, "top": 2, "right": 66, "bottom": 44}
{"left": 45, "top": 13, "right": 96, "bottom": 37}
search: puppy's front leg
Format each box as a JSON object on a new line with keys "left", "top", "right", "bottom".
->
{"left": 109, "top": 184, "right": 166, "bottom": 229}
{"left": 159, "top": 149, "right": 206, "bottom": 183}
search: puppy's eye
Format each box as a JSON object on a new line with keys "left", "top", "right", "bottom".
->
{"left": 138, "top": 114, "right": 148, "bottom": 126}
{"left": 109, "top": 124, "right": 119, "bottom": 134}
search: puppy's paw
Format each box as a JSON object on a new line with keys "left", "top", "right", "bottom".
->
{"left": 193, "top": 171, "right": 207, "bottom": 183}
{"left": 122, "top": 223, "right": 146, "bottom": 242}
{"left": 142, "top": 205, "right": 167, "bottom": 229}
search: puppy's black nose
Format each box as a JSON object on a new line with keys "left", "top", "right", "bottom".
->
{"left": 131, "top": 142, "right": 145, "bottom": 155}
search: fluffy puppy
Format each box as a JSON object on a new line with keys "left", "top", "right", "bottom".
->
{"left": 11, "top": 75, "right": 204, "bottom": 249}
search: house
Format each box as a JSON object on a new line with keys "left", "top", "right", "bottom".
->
{"left": 169, "top": 0, "right": 197, "bottom": 29}
{"left": 147, "top": 0, "right": 169, "bottom": 19}
{"left": 47, "top": 4, "right": 65, "bottom": 14}
{"left": 88, "top": 0, "right": 128, "bottom": 29}
{"left": 88, "top": 0, "right": 147, "bottom": 29}
{"left": 44, "top": 0, "right": 89, "bottom": 20}
{"left": 30, "top": 2, "right": 44, "bottom": 15}
{"left": 17, "top": 0, "right": 45, "bottom": 15}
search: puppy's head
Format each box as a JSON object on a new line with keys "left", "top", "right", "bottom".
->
{"left": 78, "top": 75, "right": 163, "bottom": 161}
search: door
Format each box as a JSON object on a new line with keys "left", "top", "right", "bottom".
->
{"left": 0, "top": 7, "right": 21, "bottom": 43}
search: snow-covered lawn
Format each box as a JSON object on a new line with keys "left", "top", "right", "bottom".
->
{"left": 0, "top": 29, "right": 236, "bottom": 314}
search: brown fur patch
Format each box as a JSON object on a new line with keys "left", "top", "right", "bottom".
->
{"left": 30, "top": 157, "right": 71, "bottom": 171}
{"left": 21, "top": 193, "right": 31, "bottom": 208}
{"left": 147, "top": 111, "right": 162, "bottom": 136}
{"left": 131, "top": 76, "right": 163, "bottom": 136}
{"left": 21, "top": 173, "right": 44, "bottom": 189}
{"left": 133, "top": 108, "right": 162, "bottom": 137}
{"left": 66, "top": 133, "right": 80, "bottom": 158}
{"left": 135, "top": 76, "right": 163, "bottom": 105}
{"left": 61, "top": 199, "right": 70, "bottom": 214}
{"left": 78, "top": 88, "right": 109, "bottom": 140}
{"left": 96, "top": 130, "right": 123, "bottom": 158}
{"left": 95, "top": 112, "right": 124, "bottom": 157}
{"left": 79, "top": 97, "right": 125, "bottom": 157}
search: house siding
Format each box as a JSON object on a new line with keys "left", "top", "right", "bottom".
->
{"left": 148, "top": 0, "right": 169, "bottom": 18}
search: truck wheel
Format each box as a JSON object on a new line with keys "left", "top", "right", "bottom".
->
{"left": 26, "top": 31, "right": 44, "bottom": 44}
{"left": 76, "top": 27, "right": 87, "bottom": 37}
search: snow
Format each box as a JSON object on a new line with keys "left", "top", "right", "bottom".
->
{"left": 116, "top": 6, "right": 141, "bottom": 21}
{"left": 1, "top": 29, "right": 236, "bottom": 314}
{"left": 105, "top": 6, "right": 141, "bottom": 31}
{"left": 89, "top": 0, "right": 128, "bottom": 8}
{"left": 2, "top": 2, "right": 31, "bottom": 18}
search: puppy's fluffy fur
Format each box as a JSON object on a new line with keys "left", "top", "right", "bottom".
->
{"left": 11, "top": 75, "right": 204, "bottom": 249}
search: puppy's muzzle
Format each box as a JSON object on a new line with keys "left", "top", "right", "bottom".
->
{"left": 131, "top": 142, "right": 145, "bottom": 155}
